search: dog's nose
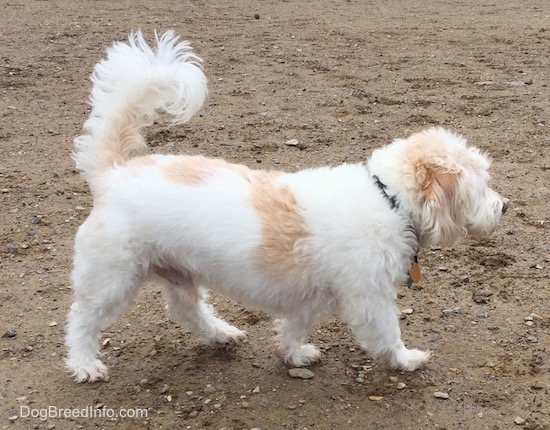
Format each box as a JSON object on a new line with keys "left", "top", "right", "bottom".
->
{"left": 502, "top": 201, "right": 509, "bottom": 214}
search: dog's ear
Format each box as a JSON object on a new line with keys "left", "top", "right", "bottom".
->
{"left": 415, "top": 162, "right": 465, "bottom": 247}
{"left": 416, "top": 163, "right": 460, "bottom": 205}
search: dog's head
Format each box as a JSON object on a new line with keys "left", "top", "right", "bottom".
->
{"left": 369, "top": 127, "right": 507, "bottom": 248}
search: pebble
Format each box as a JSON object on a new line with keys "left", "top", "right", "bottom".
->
{"left": 514, "top": 416, "right": 526, "bottom": 425}
{"left": 252, "top": 386, "right": 261, "bottom": 394}
{"left": 355, "top": 377, "right": 365, "bottom": 383}
{"left": 7, "top": 244, "right": 18, "bottom": 254}
{"left": 397, "top": 382, "right": 407, "bottom": 390}
{"left": 477, "top": 312, "right": 489, "bottom": 319}
{"left": 442, "top": 307, "right": 461, "bottom": 316}
{"left": 189, "top": 410, "right": 199, "bottom": 418}
{"left": 160, "top": 384, "right": 169, "bottom": 394}
{"left": 434, "top": 391, "right": 450, "bottom": 399}
{"left": 285, "top": 139, "right": 299, "bottom": 146}
{"left": 288, "top": 368, "right": 314, "bottom": 379}
{"left": 2, "top": 330, "right": 16, "bottom": 338}
{"left": 527, "top": 336, "right": 538, "bottom": 343}
{"left": 473, "top": 289, "right": 493, "bottom": 304}
{"left": 401, "top": 308, "right": 414, "bottom": 315}
{"left": 139, "top": 378, "right": 148, "bottom": 386}
{"left": 369, "top": 396, "right": 384, "bottom": 402}
{"left": 48, "top": 321, "right": 58, "bottom": 327}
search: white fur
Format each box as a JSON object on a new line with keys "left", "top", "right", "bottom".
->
{"left": 65, "top": 31, "right": 507, "bottom": 382}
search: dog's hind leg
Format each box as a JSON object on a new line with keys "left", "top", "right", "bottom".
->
{"left": 340, "top": 295, "right": 430, "bottom": 371}
{"left": 154, "top": 268, "right": 246, "bottom": 345}
{"left": 65, "top": 246, "right": 144, "bottom": 382}
{"left": 274, "top": 316, "right": 321, "bottom": 367}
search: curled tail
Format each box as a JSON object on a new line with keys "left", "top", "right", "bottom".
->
{"left": 73, "top": 30, "right": 207, "bottom": 189}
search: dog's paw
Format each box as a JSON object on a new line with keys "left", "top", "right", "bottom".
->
{"left": 66, "top": 357, "right": 109, "bottom": 383}
{"left": 283, "top": 343, "right": 321, "bottom": 367}
{"left": 390, "top": 348, "right": 430, "bottom": 372}
{"left": 210, "top": 324, "right": 247, "bottom": 346}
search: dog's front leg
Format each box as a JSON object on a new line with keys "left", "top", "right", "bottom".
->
{"left": 340, "top": 296, "right": 430, "bottom": 371}
{"left": 274, "top": 317, "right": 321, "bottom": 367}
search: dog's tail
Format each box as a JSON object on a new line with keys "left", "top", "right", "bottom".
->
{"left": 73, "top": 30, "right": 207, "bottom": 189}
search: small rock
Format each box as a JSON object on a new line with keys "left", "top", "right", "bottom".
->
{"left": 397, "top": 382, "right": 407, "bottom": 390}
{"left": 252, "top": 386, "right": 261, "bottom": 394}
{"left": 434, "top": 391, "right": 450, "bottom": 399}
{"left": 527, "top": 336, "right": 538, "bottom": 343}
{"left": 531, "top": 381, "right": 545, "bottom": 390}
{"left": 355, "top": 377, "right": 365, "bottom": 383}
{"left": 48, "top": 321, "right": 58, "bottom": 327}
{"left": 31, "top": 216, "right": 43, "bottom": 225}
{"left": 442, "top": 307, "right": 461, "bottom": 316}
{"left": 389, "top": 376, "right": 399, "bottom": 383}
{"left": 285, "top": 139, "right": 299, "bottom": 146}
{"left": 473, "top": 289, "right": 493, "bottom": 304}
{"left": 288, "top": 368, "right": 314, "bottom": 379}
{"left": 241, "top": 401, "right": 250, "bottom": 409}
{"left": 401, "top": 308, "right": 414, "bottom": 315}
{"left": 139, "top": 378, "right": 148, "bottom": 386}
{"left": 505, "top": 81, "right": 526, "bottom": 87}
{"left": 189, "top": 410, "right": 199, "bottom": 418}
{"left": 369, "top": 396, "right": 384, "bottom": 402}
{"left": 477, "top": 312, "right": 489, "bottom": 319}
{"left": 254, "top": 13, "right": 260, "bottom": 19}
{"left": 6, "top": 244, "right": 18, "bottom": 254}
{"left": 160, "top": 384, "right": 169, "bottom": 394}
{"left": 514, "top": 416, "right": 526, "bottom": 425}
{"left": 2, "top": 330, "right": 16, "bottom": 338}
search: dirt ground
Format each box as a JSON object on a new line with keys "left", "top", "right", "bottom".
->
{"left": 2, "top": 0, "right": 550, "bottom": 429}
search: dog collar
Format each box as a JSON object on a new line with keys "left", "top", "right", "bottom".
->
{"left": 372, "top": 175, "right": 420, "bottom": 288}
{"left": 372, "top": 175, "right": 399, "bottom": 210}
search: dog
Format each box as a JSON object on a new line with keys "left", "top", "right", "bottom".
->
{"left": 65, "top": 30, "right": 507, "bottom": 382}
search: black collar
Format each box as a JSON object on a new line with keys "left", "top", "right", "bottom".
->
{"left": 372, "top": 174, "right": 419, "bottom": 288}
{"left": 372, "top": 175, "right": 399, "bottom": 210}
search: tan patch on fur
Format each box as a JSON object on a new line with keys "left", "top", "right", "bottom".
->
{"left": 401, "top": 130, "right": 462, "bottom": 204}
{"left": 251, "top": 174, "right": 309, "bottom": 279}
{"left": 162, "top": 156, "right": 252, "bottom": 184}
{"left": 161, "top": 154, "right": 309, "bottom": 278}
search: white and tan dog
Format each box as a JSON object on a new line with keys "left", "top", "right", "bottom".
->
{"left": 65, "top": 31, "right": 507, "bottom": 382}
